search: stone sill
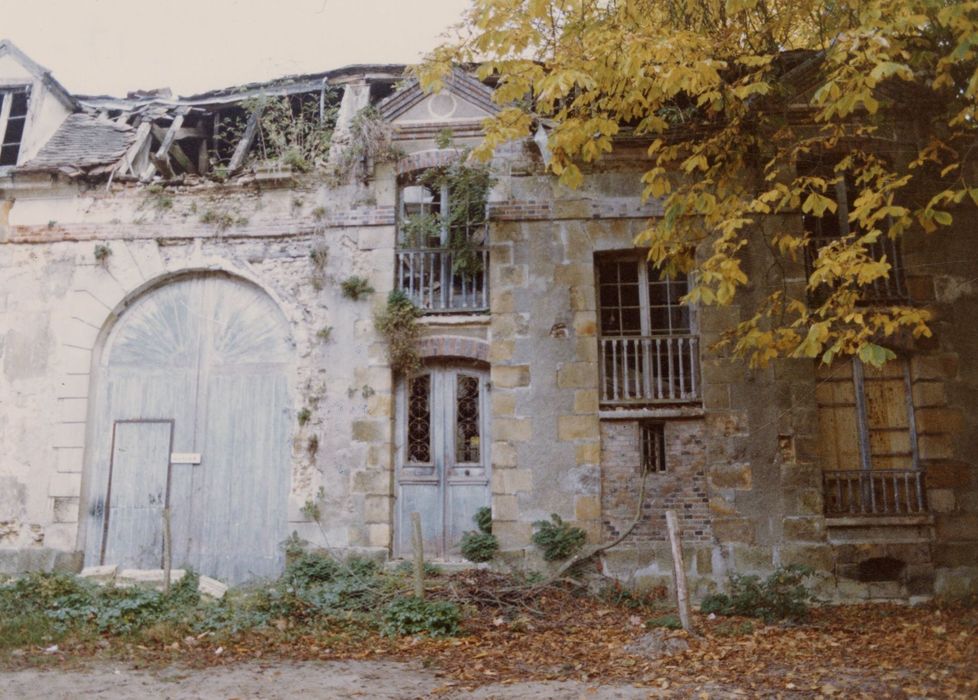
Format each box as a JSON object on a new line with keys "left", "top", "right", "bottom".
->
{"left": 418, "top": 314, "right": 490, "bottom": 327}
{"left": 826, "top": 514, "right": 934, "bottom": 528}
{"left": 599, "top": 406, "right": 705, "bottom": 420}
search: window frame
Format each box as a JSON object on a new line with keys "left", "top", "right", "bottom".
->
{"left": 639, "top": 421, "right": 666, "bottom": 474}
{"left": 0, "top": 85, "right": 31, "bottom": 168}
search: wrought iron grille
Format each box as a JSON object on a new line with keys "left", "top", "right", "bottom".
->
{"left": 406, "top": 374, "right": 431, "bottom": 463}
{"left": 455, "top": 375, "right": 481, "bottom": 463}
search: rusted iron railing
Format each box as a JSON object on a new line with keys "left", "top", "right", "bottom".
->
{"left": 599, "top": 334, "right": 700, "bottom": 404}
{"left": 823, "top": 469, "right": 927, "bottom": 516}
{"left": 396, "top": 247, "right": 489, "bottom": 312}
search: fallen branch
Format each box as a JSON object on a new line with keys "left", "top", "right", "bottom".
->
{"left": 503, "top": 468, "right": 651, "bottom": 593}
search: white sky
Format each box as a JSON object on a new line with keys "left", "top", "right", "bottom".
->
{"left": 0, "top": 0, "right": 471, "bottom": 96}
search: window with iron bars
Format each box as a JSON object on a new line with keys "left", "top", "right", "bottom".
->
{"left": 640, "top": 421, "right": 666, "bottom": 473}
{"left": 595, "top": 253, "right": 700, "bottom": 405}
{"left": 0, "top": 87, "right": 29, "bottom": 167}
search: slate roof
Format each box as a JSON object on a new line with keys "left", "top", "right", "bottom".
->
{"left": 19, "top": 114, "right": 136, "bottom": 176}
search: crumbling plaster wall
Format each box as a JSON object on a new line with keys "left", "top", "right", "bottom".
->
{"left": 0, "top": 174, "right": 400, "bottom": 572}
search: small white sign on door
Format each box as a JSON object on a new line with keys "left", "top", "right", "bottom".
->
{"left": 170, "top": 453, "right": 201, "bottom": 465}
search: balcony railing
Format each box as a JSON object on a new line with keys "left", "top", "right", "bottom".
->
{"left": 396, "top": 247, "right": 489, "bottom": 313}
{"left": 599, "top": 334, "right": 701, "bottom": 405}
{"left": 823, "top": 469, "right": 927, "bottom": 517}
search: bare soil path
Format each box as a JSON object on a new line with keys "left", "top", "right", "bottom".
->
{"left": 0, "top": 660, "right": 658, "bottom": 700}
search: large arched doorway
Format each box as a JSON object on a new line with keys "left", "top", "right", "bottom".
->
{"left": 82, "top": 273, "right": 293, "bottom": 583}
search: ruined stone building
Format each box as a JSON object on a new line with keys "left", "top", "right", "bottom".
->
{"left": 0, "top": 40, "right": 975, "bottom": 599}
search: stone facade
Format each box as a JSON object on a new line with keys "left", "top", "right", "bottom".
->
{"left": 0, "top": 44, "right": 976, "bottom": 598}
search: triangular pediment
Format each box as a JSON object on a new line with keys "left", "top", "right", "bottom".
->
{"left": 377, "top": 69, "right": 497, "bottom": 123}
{"left": 0, "top": 39, "right": 77, "bottom": 110}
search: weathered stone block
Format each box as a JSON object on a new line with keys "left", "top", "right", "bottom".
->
{"left": 493, "top": 520, "right": 533, "bottom": 548}
{"left": 493, "top": 494, "right": 519, "bottom": 521}
{"left": 782, "top": 544, "right": 834, "bottom": 571}
{"left": 575, "top": 495, "right": 601, "bottom": 521}
{"left": 709, "top": 462, "right": 752, "bottom": 490}
{"left": 351, "top": 419, "right": 384, "bottom": 443}
{"left": 731, "top": 544, "right": 771, "bottom": 572}
{"left": 782, "top": 516, "right": 826, "bottom": 542}
{"left": 713, "top": 518, "right": 755, "bottom": 544}
{"left": 785, "top": 487, "right": 823, "bottom": 516}
{"left": 569, "top": 285, "right": 595, "bottom": 312}
{"left": 573, "top": 389, "right": 599, "bottom": 413}
{"left": 927, "top": 488, "right": 956, "bottom": 513}
{"left": 490, "top": 289, "right": 516, "bottom": 314}
{"left": 198, "top": 575, "right": 228, "bottom": 599}
{"left": 491, "top": 392, "right": 517, "bottom": 416}
{"left": 935, "top": 513, "right": 978, "bottom": 541}
{"left": 780, "top": 461, "right": 821, "bottom": 489}
{"left": 80, "top": 564, "right": 117, "bottom": 581}
{"left": 925, "top": 460, "right": 972, "bottom": 489}
{"left": 493, "top": 418, "right": 532, "bottom": 443}
{"left": 488, "top": 339, "right": 515, "bottom": 362}
{"left": 368, "top": 523, "right": 390, "bottom": 548}
{"left": 932, "top": 543, "right": 978, "bottom": 568}
{"left": 911, "top": 381, "right": 947, "bottom": 408}
{"left": 573, "top": 337, "right": 598, "bottom": 362}
{"left": 491, "top": 441, "right": 519, "bottom": 468}
{"left": 492, "top": 365, "right": 530, "bottom": 388}
{"left": 496, "top": 264, "right": 528, "bottom": 286}
{"left": 364, "top": 495, "right": 390, "bottom": 523}
{"left": 557, "top": 362, "right": 597, "bottom": 389}
{"left": 352, "top": 470, "right": 391, "bottom": 494}
{"left": 709, "top": 496, "right": 738, "bottom": 516}
{"left": 572, "top": 313, "right": 597, "bottom": 337}
{"left": 553, "top": 264, "right": 593, "bottom": 286}
{"left": 575, "top": 442, "right": 601, "bottom": 465}
{"left": 916, "top": 407, "right": 963, "bottom": 434}
{"left": 52, "top": 497, "right": 79, "bottom": 523}
{"left": 557, "top": 414, "right": 599, "bottom": 441}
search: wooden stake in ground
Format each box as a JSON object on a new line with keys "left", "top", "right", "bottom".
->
{"left": 411, "top": 511, "right": 424, "bottom": 599}
{"left": 163, "top": 507, "right": 173, "bottom": 594}
{"left": 665, "top": 509, "right": 693, "bottom": 632}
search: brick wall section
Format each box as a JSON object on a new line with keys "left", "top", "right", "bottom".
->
{"left": 600, "top": 419, "right": 711, "bottom": 543}
{"left": 418, "top": 335, "right": 489, "bottom": 362}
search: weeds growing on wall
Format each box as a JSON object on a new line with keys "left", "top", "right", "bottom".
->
{"left": 337, "top": 106, "right": 400, "bottom": 179}
{"left": 374, "top": 290, "right": 422, "bottom": 374}
{"left": 340, "top": 276, "right": 374, "bottom": 300}
{"left": 93, "top": 244, "right": 112, "bottom": 265}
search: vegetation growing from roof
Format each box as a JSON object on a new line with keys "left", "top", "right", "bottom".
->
{"left": 336, "top": 106, "right": 401, "bottom": 179}
{"left": 419, "top": 0, "right": 978, "bottom": 367}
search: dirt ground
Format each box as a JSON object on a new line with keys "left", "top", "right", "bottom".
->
{"left": 0, "top": 660, "right": 658, "bottom": 700}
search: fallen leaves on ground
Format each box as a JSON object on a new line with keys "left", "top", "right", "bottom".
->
{"left": 3, "top": 570, "right": 976, "bottom": 698}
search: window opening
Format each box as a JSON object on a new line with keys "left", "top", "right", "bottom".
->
{"left": 802, "top": 169, "right": 908, "bottom": 304}
{"left": 0, "top": 88, "right": 30, "bottom": 167}
{"left": 640, "top": 421, "right": 666, "bottom": 473}
{"left": 596, "top": 253, "right": 699, "bottom": 404}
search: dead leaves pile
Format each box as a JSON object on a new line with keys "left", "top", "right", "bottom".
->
{"left": 4, "top": 570, "right": 977, "bottom": 698}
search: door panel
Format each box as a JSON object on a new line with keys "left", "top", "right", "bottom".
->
{"left": 396, "top": 365, "right": 490, "bottom": 559}
{"left": 85, "top": 274, "right": 292, "bottom": 584}
{"left": 101, "top": 421, "right": 172, "bottom": 569}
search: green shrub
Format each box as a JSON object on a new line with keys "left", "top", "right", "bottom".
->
{"left": 381, "top": 597, "right": 460, "bottom": 637}
{"left": 699, "top": 565, "right": 815, "bottom": 623}
{"left": 473, "top": 506, "right": 492, "bottom": 535}
{"left": 459, "top": 506, "right": 498, "bottom": 562}
{"left": 532, "top": 513, "right": 586, "bottom": 561}
{"left": 285, "top": 552, "right": 342, "bottom": 587}
{"left": 460, "top": 531, "right": 498, "bottom": 563}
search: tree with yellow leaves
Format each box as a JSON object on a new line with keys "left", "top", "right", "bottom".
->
{"left": 419, "top": 0, "right": 978, "bottom": 367}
